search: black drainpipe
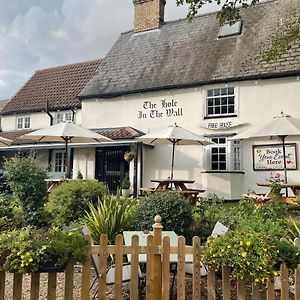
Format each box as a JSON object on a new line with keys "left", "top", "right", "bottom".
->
{"left": 44, "top": 100, "right": 53, "bottom": 125}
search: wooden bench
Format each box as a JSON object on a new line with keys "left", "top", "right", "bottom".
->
{"left": 139, "top": 188, "right": 155, "bottom": 196}
{"left": 241, "top": 193, "right": 271, "bottom": 201}
{"left": 178, "top": 189, "right": 205, "bottom": 204}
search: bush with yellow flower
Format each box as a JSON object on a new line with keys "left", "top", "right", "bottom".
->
{"left": 202, "top": 230, "right": 300, "bottom": 284}
{"left": 0, "top": 225, "right": 88, "bottom": 273}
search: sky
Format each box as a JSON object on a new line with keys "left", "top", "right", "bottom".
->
{"left": 0, "top": 0, "right": 220, "bottom": 100}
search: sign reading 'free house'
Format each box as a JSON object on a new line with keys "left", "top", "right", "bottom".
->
{"left": 253, "top": 144, "right": 297, "bottom": 171}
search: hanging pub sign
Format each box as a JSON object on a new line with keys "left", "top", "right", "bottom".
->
{"left": 252, "top": 143, "right": 297, "bottom": 171}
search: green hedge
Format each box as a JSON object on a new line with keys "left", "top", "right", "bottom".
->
{"left": 46, "top": 180, "right": 107, "bottom": 225}
{"left": 135, "top": 192, "right": 193, "bottom": 236}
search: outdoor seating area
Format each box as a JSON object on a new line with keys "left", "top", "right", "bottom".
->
{"left": 140, "top": 178, "right": 205, "bottom": 204}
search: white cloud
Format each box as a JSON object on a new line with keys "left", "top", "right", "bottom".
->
{"left": 0, "top": 0, "right": 219, "bottom": 99}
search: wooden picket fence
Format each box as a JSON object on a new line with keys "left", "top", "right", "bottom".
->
{"left": 1, "top": 220, "right": 300, "bottom": 299}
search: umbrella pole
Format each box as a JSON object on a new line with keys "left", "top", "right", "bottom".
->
{"left": 65, "top": 138, "right": 69, "bottom": 179}
{"left": 171, "top": 142, "right": 175, "bottom": 180}
{"left": 280, "top": 135, "right": 288, "bottom": 197}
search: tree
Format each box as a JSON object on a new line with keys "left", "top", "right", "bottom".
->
{"left": 176, "top": 0, "right": 300, "bottom": 61}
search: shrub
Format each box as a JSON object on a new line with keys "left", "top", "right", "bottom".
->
{"left": 46, "top": 179, "right": 107, "bottom": 225}
{"left": 0, "top": 194, "right": 16, "bottom": 231}
{"left": 4, "top": 156, "right": 47, "bottom": 226}
{"left": 0, "top": 225, "right": 87, "bottom": 274}
{"left": 203, "top": 231, "right": 278, "bottom": 284}
{"left": 121, "top": 173, "right": 130, "bottom": 189}
{"left": 85, "top": 193, "right": 136, "bottom": 244}
{"left": 135, "top": 192, "right": 193, "bottom": 236}
{"left": 203, "top": 230, "right": 300, "bottom": 284}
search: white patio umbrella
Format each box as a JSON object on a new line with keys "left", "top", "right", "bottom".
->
{"left": 137, "top": 124, "right": 213, "bottom": 179}
{"left": 0, "top": 137, "right": 12, "bottom": 147}
{"left": 19, "top": 122, "right": 112, "bottom": 178}
{"left": 232, "top": 112, "right": 300, "bottom": 184}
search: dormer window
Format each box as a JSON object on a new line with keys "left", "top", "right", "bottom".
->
{"left": 17, "top": 116, "right": 31, "bottom": 130}
{"left": 218, "top": 20, "right": 242, "bottom": 38}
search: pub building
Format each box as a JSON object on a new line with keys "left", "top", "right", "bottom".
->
{"left": 1, "top": 0, "right": 300, "bottom": 200}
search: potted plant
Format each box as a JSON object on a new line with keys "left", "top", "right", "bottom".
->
{"left": 124, "top": 151, "right": 135, "bottom": 162}
{"left": 121, "top": 173, "right": 130, "bottom": 197}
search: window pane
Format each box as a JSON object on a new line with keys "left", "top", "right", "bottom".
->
{"left": 228, "top": 105, "right": 235, "bottom": 113}
{"left": 215, "top": 107, "right": 220, "bottom": 114}
{"left": 228, "top": 96, "right": 234, "bottom": 104}
{"left": 219, "top": 138, "right": 226, "bottom": 144}
{"left": 228, "top": 87, "right": 234, "bottom": 95}
{"left": 208, "top": 107, "right": 213, "bottom": 115}
{"left": 219, "top": 163, "right": 226, "bottom": 170}
{"left": 215, "top": 98, "right": 220, "bottom": 106}
{"left": 221, "top": 88, "right": 227, "bottom": 95}
{"left": 208, "top": 99, "right": 213, "bottom": 106}
{"left": 221, "top": 106, "right": 227, "bottom": 114}
{"left": 220, "top": 154, "right": 226, "bottom": 161}
{"left": 212, "top": 163, "right": 218, "bottom": 170}
{"left": 207, "top": 89, "right": 213, "bottom": 97}
{"left": 221, "top": 98, "right": 227, "bottom": 105}
{"left": 219, "top": 147, "right": 226, "bottom": 153}
{"left": 214, "top": 89, "right": 220, "bottom": 96}
{"left": 212, "top": 148, "right": 218, "bottom": 153}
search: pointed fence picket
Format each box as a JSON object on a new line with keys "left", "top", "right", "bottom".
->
{"left": 0, "top": 234, "right": 300, "bottom": 299}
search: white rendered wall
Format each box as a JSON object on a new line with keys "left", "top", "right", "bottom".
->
{"left": 79, "top": 76, "right": 300, "bottom": 199}
{"left": 1, "top": 109, "right": 82, "bottom": 132}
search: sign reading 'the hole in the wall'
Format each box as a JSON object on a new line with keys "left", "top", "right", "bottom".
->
{"left": 138, "top": 99, "right": 183, "bottom": 119}
{"left": 252, "top": 144, "right": 297, "bottom": 171}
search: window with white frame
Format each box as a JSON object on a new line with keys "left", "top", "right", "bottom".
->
{"left": 208, "top": 136, "right": 241, "bottom": 171}
{"left": 232, "top": 141, "right": 241, "bottom": 171}
{"left": 16, "top": 116, "right": 31, "bottom": 129}
{"left": 55, "top": 111, "right": 73, "bottom": 124}
{"left": 206, "top": 87, "right": 235, "bottom": 118}
{"left": 53, "top": 150, "right": 66, "bottom": 173}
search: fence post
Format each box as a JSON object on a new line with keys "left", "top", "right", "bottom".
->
{"left": 152, "top": 215, "right": 163, "bottom": 300}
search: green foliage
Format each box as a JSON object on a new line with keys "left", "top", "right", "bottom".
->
{"left": 4, "top": 156, "right": 47, "bottom": 226}
{"left": 77, "top": 170, "right": 83, "bottom": 179}
{"left": 46, "top": 179, "right": 107, "bottom": 225}
{"left": 0, "top": 194, "right": 16, "bottom": 231}
{"left": 84, "top": 193, "right": 136, "bottom": 244}
{"left": 176, "top": 0, "right": 259, "bottom": 23}
{"left": 232, "top": 199, "right": 287, "bottom": 239}
{"left": 135, "top": 192, "right": 193, "bottom": 236}
{"left": 203, "top": 231, "right": 278, "bottom": 283}
{"left": 121, "top": 173, "right": 130, "bottom": 189}
{"left": 275, "top": 239, "right": 300, "bottom": 270}
{"left": 286, "top": 217, "right": 300, "bottom": 244}
{"left": 0, "top": 226, "right": 87, "bottom": 273}
{"left": 192, "top": 196, "right": 287, "bottom": 242}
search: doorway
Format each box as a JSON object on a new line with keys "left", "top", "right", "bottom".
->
{"left": 95, "top": 147, "right": 129, "bottom": 192}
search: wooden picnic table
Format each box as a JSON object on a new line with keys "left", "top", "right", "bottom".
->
{"left": 151, "top": 179, "right": 195, "bottom": 191}
{"left": 256, "top": 182, "right": 300, "bottom": 204}
{"left": 140, "top": 179, "right": 205, "bottom": 204}
{"left": 45, "top": 178, "right": 65, "bottom": 193}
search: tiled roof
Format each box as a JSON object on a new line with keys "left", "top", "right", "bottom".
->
{"left": 0, "top": 126, "right": 144, "bottom": 146}
{"left": 95, "top": 127, "right": 145, "bottom": 140}
{"left": 2, "top": 59, "right": 101, "bottom": 115}
{"left": 79, "top": 0, "right": 300, "bottom": 99}
{"left": 0, "top": 100, "right": 9, "bottom": 112}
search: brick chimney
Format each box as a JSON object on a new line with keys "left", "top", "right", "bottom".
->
{"left": 133, "top": 0, "right": 166, "bottom": 33}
